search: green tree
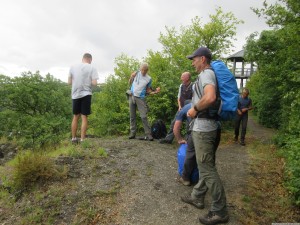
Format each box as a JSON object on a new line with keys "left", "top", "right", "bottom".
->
{"left": 0, "top": 72, "right": 71, "bottom": 148}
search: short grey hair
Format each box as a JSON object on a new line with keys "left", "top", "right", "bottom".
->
{"left": 140, "top": 62, "right": 149, "bottom": 70}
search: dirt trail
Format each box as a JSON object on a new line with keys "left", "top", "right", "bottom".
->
{"left": 0, "top": 116, "right": 276, "bottom": 224}
{"left": 93, "top": 116, "right": 274, "bottom": 225}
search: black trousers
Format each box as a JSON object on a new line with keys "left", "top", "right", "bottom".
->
{"left": 182, "top": 134, "right": 197, "bottom": 180}
{"left": 235, "top": 113, "right": 248, "bottom": 141}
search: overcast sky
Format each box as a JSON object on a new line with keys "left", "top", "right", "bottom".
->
{"left": 0, "top": 0, "right": 275, "bottom": 83}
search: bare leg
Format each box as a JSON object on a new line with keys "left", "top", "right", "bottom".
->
{"left": 81, "top": 115, "right": 88, "bottom": 141}
{"left": 71, "top": 114, "right": 81, "bottom": 139}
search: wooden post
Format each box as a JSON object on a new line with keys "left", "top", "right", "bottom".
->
{"left": 242, "top": 61, "right": 245, "bottom": 77}
{"left": 240, "top": 78, "right": 244, "bottom": 90}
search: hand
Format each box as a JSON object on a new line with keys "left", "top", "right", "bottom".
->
{"left": 237, "top": 109, "right": 242, "bottom": 116}
{"left": 178, "top": 139, "right": 187, "bottom": 144}
{"left": 241, "top": 108, "right": 248, "bottom": 113}
{"left": 155, "top": 87, "right": 161, "bottom": 93}
{"left": 187, "top": 108, "right": 197, "bottom": 118}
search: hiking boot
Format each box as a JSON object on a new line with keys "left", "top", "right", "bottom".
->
{"left": 181, "top": 195, "right": 204, "bottom": 209}
{"left": 199, "top": 211, "right": 229, "bottom": 225}
{"left": 233, "top": 136, "right": 238, "bottom": 143}
{"left": 240, "top": 140, "right": 245, "bottom": 146}
{"left": 128, "top": 134, "right": 136, "bottom": 139}
{"left": 159, "top": 138, "right": 172, "bottom": 144}
{"left": 178, "top": 177, "right": 191, "bottom": 186}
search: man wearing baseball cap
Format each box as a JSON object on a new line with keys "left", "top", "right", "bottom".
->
{"left": 181, "top": 47, "right": 229, "bottom": 225}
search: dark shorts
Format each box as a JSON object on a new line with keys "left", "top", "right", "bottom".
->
{"left": 72, "top": 95, "right": 92, "bottom": 115}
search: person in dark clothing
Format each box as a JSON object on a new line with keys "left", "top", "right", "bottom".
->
{"left": 160, "top": 72, "right": 193, "bottom": 144}
{"left": 173, "top": 103, "right": 197, "bottom": 186}
{"left": 234, "top": 88, "right": 253, "bottom": 146}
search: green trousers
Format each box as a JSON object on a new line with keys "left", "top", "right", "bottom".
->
{"left": 191, "top": 129, "right": 227, "bottom": 217}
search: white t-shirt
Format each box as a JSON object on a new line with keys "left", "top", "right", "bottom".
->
{"left": 130, "top": 71, "right": 152, "bottom": 99}
{"left": 69, "top": 63, "right": 99, "bottom": 99}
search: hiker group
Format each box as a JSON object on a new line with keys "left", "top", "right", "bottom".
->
{"left": 68, "top": 47, "right": 253, "bottom": 225}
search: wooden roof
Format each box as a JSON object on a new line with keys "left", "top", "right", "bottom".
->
{"left": 227, "top": 50, "right": 244, "bottom": 62}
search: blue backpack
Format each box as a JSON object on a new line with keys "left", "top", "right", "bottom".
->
{"left": 177, "top": 143, "right": 199, "bottom": 183}
{"left": 194, "top": 60, "right": 239, "bottom": 121}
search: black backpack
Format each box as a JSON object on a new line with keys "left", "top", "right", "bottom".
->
{"left": 151, "top": 119, "right": 167, "bottom": 139}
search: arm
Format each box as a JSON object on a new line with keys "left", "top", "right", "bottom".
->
{"left": 177, "top": 85, "right": 182, "bottom": 111}
{"left": 173, "top": 120, "right": 186, "bottom": 144}
{"left": 68, "top": 76, "right": 72, "bottom": 85}
{"left": 187, "top": 84, "right": 216, "bottom": 118}
{"left": 241, "top": 107, "right": 253, "bottom": 113}
{"left": 241, "top": 100, "right": 253, "bottom": 113}
{"left": 92, "top": 79, "right": 97, "bottom": 86}
{"left": 129, "top": 72, "right": 137, "bottom": 85}
{"left": 146, "top": 86, "right": 160, "bottom": 95}
{"left": 177, "top": 99, "right": 182, "bottom": 111}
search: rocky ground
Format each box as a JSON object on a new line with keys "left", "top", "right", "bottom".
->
{"left": 0, "top": 117, "right": 278, "bottom": 225}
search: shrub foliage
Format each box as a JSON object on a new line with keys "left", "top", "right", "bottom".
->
{"left": 245, "top": 0, "right": 300, "bottom": 205}
{"left": 0, "top": 72, "right": 71, "bottom": 148}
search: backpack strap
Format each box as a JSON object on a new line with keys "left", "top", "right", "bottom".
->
{"left": 194, "top": 68, "right": 221, "bottom": 120}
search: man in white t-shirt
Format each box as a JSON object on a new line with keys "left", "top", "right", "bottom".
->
{"left": 68, "top": 53, "right": 99, "bottom": 143}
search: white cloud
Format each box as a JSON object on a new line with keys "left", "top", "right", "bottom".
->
{"left": 0, "top": 0, "right": 276, "bottom": 83}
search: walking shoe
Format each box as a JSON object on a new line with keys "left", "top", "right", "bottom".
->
{"left": 199, "top": 211, "right": 229, "bottom": 225}
{"left": 71, "top": 138, "right": 79, "bottom": 145}
{"left": 159, "top": 139, "right": 172, "bottom": 144}
{"left": 180, "top": 195, "right": 204, "bottom": 209}
{"left": 147, "top": 135, "right": 154, "bottom": 141}
{"left": 128, "top": 134, "right": 136, "bottom": 139}
{"left": 178, "top": 177, "right": 191, "bottom": 186}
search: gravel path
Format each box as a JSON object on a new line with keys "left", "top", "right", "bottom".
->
{"left": 93, "top": 117, "right": 272, "bottom": 225}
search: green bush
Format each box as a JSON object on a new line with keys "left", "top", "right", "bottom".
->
{"left": 279, "top": 137, "right": 300, "bottom": 205}
{"left": 3, "top": 151, "right": 67, "bottom": 193}
{"left": 0, "top": 72, "right": 71, "bottom": 148}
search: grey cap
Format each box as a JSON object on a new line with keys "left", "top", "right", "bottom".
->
{"left": 187, "top": 47, "right": 212, "bottom": 60}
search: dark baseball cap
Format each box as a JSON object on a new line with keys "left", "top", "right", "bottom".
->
{"left": 187, "top": 47, "right": 212, "bottom": 60}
